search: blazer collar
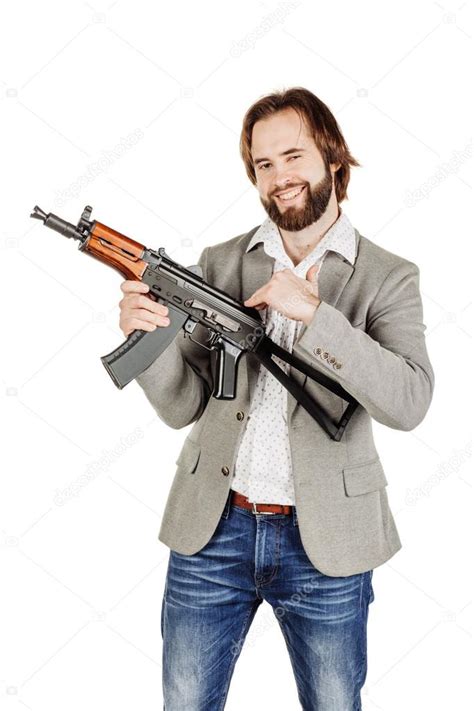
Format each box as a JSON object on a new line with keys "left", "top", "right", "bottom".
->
{"left": 245, "top": 211, "right": 356, "bottom": 265}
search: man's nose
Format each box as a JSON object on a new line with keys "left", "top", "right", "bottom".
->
{"left": 273, "top": 168, "right": 294, "bottom": 192}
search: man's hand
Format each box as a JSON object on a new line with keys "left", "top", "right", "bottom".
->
{"left": 118, "top": 280, "right": 170, "bottom": 337}
{"left": 244, "top": 264, "right": 321, "bottom": 326}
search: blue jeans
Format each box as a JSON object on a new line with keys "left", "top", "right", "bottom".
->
{"left": 161, "top": 491, "right": 374, "bottom": 710}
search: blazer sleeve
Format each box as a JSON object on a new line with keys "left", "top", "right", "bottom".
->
{"left": 134, "top": 246, "right": 214, "bottom": 429}
{"left": 293, "top": 260, "right": 435, "bottom": 431}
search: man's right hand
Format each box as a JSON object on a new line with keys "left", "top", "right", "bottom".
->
{"left": 119, "top": 280, "right": 170, "bottom": 337}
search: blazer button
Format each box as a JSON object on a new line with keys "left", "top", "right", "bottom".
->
{"left": 221, "top": 466, "right": 230, "bottom": 476}
{"left": 313, "top": 347, "right": 322, "bottom": 355}
{"left": 334, "top": 362, "right": 342, "bottom": 369}
{"left": 322, "top": 351, "right": 329, "bottom": 359}
{"left": 236, "top": 411, "right": 244, "bottom": 421}
{"left": 329, "top": 356, "right": 336, "bottom": 364}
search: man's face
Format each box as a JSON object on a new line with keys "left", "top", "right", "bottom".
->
{"left": 250, "top": 108, "right": 338, "bottom": 231}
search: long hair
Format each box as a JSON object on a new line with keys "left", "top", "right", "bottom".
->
{"left": 239, "top": 87, "right": 360, "bottom": 202}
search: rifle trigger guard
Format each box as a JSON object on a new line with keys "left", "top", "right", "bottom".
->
{"left": 187, "top": 332, "right": 214, "bottom": 351}
{"left": 184, "top": 323, "right": 218, "bottom": 351}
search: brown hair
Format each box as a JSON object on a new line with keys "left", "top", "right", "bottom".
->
{"left": 239, "top": 87, "right": 360, "bottom": 203}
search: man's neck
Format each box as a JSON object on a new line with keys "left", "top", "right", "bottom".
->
{"left": 279, "top": 197, "right": 340, "bottom": 267}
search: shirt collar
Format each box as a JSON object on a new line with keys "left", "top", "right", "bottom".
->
{"left": 245, "top": 209, "right": 356, "bottom": 272}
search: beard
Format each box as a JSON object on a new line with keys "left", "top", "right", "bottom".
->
{"left": 260, "top": 165, "right": 333, "bottom": 231}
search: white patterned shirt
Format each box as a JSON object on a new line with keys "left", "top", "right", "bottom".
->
{"left": 231, "top": 210, "right": 356, "bottom": 504}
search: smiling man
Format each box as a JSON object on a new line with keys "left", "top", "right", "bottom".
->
{"left": 120, "top": 87, "right": 435, "bottom": 710}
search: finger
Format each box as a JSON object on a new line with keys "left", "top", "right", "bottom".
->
{"left": 125, "top": 294, "right": 169, "bottom": 315}
{"left": 120, "top": 280, "right": 150, "bottom": 294}
{"left": 128, "top": 308, "right": 170, "bottom": 327}
{"left": 248, "top": 300, "right": 268, "bottom": 310}
{"left": 306, "top": 263, "right": 320, "bottom": 282}
{"left": 244, "top": 288, "right": 265, "bottom": 306}
{"left": 246, "top": 300, "right": 267, "bottom": 309}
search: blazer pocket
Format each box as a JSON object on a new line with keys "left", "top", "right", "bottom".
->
{"left": 343, "top": 458, "right": 388, "bottom": 496}
{"left": 175, "top": 438, "right": 201, "bottom": 474}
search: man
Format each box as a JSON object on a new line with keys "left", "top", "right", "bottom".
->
{"left": 118, "top": 87, "right": 434, "bottom": 710}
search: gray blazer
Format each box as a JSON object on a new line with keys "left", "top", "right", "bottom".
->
{"left": 136, "top": 225, "right": 435, "bottom": 576}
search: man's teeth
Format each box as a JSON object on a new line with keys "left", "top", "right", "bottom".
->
{"left": 278, "top": 186, "right": 304, "bottom": 201}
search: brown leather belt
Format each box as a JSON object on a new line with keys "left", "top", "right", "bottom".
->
{"left": 230, "top": 490, "right": 293, "bottom": 515}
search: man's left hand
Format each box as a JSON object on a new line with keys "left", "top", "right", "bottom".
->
{"left": 244, "top": 264, "right": 321, "bottom": 326}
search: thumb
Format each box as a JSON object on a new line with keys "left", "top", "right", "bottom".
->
{"left": 306, "top": 263, "right": 320, "bottom": 283}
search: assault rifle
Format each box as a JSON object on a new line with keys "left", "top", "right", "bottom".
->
{"left": 30, "top": 205, "right": 359, "bottom": 440}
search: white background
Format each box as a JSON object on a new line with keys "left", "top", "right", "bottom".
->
{"left": 1, "top": 0, "right": 472, "bottom": 709}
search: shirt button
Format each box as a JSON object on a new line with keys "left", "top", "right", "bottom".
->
{"left": 236, "top": 411, "right": 244, "bottom": 421}
{"left": 221, "top": 466, "right": 230, "bottom": 476}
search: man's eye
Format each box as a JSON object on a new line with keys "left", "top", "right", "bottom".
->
{"left": 258, "top": 156, "right": 300, "bottom": 170}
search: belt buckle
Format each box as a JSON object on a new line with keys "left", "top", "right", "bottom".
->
{"left": 252, "top": 501, "right": 274, "bottom": 515}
